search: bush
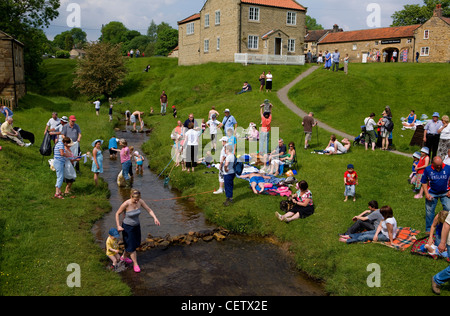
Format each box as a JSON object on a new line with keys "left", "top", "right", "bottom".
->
{"left": 55, "top": 50, "right": 70, "bottom": 59}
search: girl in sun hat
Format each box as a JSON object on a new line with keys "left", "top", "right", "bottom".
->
{"left": 91, "top": 139, "right": 104, "bottom": 186}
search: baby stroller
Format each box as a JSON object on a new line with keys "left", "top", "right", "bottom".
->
{"left": 353, "top": 126, "right": 367, "bottom": 146}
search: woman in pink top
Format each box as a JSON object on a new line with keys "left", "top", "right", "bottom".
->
{"left": 111, "top": 139, "right": 132, "bottom": 181}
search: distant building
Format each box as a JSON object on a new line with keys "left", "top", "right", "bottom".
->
{"left": 0, "top": 30, "right": 25, "bottom": 108}
{"left": 304, "top": 24, "right": 343, "bottom": 55}
{"left": 317, "top": 5, "right": 450, "bottom": 63}
{"left": 69, "top": 48, "right": 86, "bottom": 59}
{"left": 177, "top": 0, "right": 307, "bottom": 65}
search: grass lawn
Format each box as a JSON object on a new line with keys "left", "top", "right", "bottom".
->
{"left": 288, "top": 62, "right": 450, "bottom": 153}
{"left": 1, "top": 57, "right": 449, "bottom": 296}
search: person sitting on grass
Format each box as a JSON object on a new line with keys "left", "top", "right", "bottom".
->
{"left": 340, "top": 200, "right": 383, "bottom": 237}
{"left": 276, "top": 180, "right": 314, "bottom": 222}
{"left": 339, "top": 205, "right": 397, "bottom": 245}
{"left": 239, "top": 172, "right": 272, "bottom": 194}
{"left": 236, "top": 81, "right": 252, "bottom": 95}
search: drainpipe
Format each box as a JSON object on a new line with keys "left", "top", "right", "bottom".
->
{"left": 238, "top": 1, "right": 242, "bottom": 53}
{"left": 11, "top": 40, "right": 18, "bottom": 109}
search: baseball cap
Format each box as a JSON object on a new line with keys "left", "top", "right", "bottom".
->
{"left": 224, "top": 109, "right": 230, "bottom": 113}
{"left": 69, "top": 115, "right": 76, "bottom": 121}
{"left": 347, "top": 164, "right": 354, "bottom": 169}
{"left": 108, "top": 228, "right": 120, "bottom": 238}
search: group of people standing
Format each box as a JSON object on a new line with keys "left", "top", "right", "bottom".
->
{"left": 258, "top": 71, "right": 273, "bottom": 92}
{"left": 318, "top": 49, "right": 349, "bottom": 74}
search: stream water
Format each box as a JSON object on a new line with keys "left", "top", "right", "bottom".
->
{"left": 91, "top": 123, "right": 325, "bottom": 296}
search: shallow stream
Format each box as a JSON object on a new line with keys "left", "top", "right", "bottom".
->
{"left": 91, "top": 123, "right": 325, "bottom": 296}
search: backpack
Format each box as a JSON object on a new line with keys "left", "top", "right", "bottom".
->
{"left": 384, "top": 117, "right": 394, "bottom": 132}
{"left": 233, "top": 155, "right": 244, "bottom": 176}
{"left": 39, "top": 131, "right": 52, "bottom": 156}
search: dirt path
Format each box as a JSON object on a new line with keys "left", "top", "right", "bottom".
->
{"left": 277, "top": 65, "right": 412, "bottom": 158}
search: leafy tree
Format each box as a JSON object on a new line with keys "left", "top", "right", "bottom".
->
{"left": 0, "top": 0, "right": 60, "bottom": 83}
{"left": 306, "top": 15, "right": 324, "bottom": 30}
{"left": 154, "top": 24, "right": 178, "bottom": 56}
{"left": 391, "top": 0, "right": 450, "bottom": 26}
{"left": 100, "top": 21, "right": 129, "bottom": 44}
{"left": 73, "top": 42, "right": 127, "bottom": 99}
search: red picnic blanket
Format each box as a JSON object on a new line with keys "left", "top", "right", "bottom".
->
{"left": 367, "top": 227, "right": 420, "bottom": 251}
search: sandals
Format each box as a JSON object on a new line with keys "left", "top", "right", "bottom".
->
{"left": 54, "top": 193, "right": 64, "bottom": 199}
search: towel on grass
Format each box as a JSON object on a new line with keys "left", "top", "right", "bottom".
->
{"left": 368, "top": 227, "right": 420, "bottom": 251}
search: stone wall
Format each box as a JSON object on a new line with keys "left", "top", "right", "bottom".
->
{"left": 0, "top": 33, "right": 26, "bottom": 107}
{"left": 414, "top": 17, "right": 450, "bottom": 63}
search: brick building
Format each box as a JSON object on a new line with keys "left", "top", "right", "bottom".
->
{"left": 317, "top": 5, "right": 450, "bottom": 63}
{"left": 0, "top": 30, "right": 25, "bottom": 108}
{"left": 177, "top": 0, "right": 307, "bottom": 65}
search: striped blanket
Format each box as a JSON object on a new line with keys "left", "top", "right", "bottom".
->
{"left": 368, "top": 227, "right": 420, "bottom": 251}
{"left": 410, "top": 236, "right": 450, "bottom": 262}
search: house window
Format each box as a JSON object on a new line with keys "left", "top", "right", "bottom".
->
{"left": 407, "top": 38, "right": 412, "bottom": 43}
{"left": 287, "top": 12, "right": 296, "bottom": 25}
{"left": 249, "top": 7, "right": 259, "bottom": 21}
{"left": 217, "top": 37, "right": 220, "bottom": 51}
{"left": 420, "top": 47, "right": 429, "bottom": 56}
{"left": 205, "top": 14, "right": 210, "bottom": 28}
{"left": 352, "top": 44, "right": 357, "bottom": 50}
{"left": 424, "top": 30, "right": 429, "bottom": 39}
{"left": 204, "top": 39, "right": 210, "bottom": 53}
{"left": 248, "top": 35, "right": 259, "bottom": 49}
{"left": 288, "top": 39, "right": 295, "bottom": 52}
{"left": 187, "top": 22, "right": 194, "bottom": 35}
{"left": 215, "top": 10, "right": 221, "bottom": 25}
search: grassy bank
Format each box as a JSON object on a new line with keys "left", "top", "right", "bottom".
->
{"left": 288, "top": 63, "right": 450, "bottom": 152}
{"left": 2, "top": 57, "right": 449, "bottom": 295}
{"left": 0, "top": 94, "right": 130, "bottom": 295}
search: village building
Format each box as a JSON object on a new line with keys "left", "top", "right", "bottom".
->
{"left": 0, "top": 30, "right": 25, "bottom": 109}
{"left": 304, "top": 24, "right": 343, "bottom": 56}
{"left": 177, "top": 0, "right": 307, "bottom": 66}
{"left": 317, "top": 5, "right": 450, "bottom": 63}
{"left": 69, "top": 48, "right": 86, "bottom": 59}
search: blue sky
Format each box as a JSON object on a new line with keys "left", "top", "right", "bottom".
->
{"left": 44, "top": 0, "right": 419, "bottom": 41}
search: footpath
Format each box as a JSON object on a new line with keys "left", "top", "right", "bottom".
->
{"left": 277, "top": 65, "right": 412, "bottom": 158}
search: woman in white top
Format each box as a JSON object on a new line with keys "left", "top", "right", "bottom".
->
{"left": 184, "top": 122, "right": 200, "bottom": 172}
{"left": 373, "top": 206, "right": 397, "bottom": 244}
{"left": 437, "top": 115, "right": 450, "bottom": 160}
{"left": 223, "top": 145, "right": 236, "bottom": 206}
{"left": 364, "top": 113, "right": 377, "bottom": 151}
{"left": 265, "top": 71, "right": 273, "bottom": 92}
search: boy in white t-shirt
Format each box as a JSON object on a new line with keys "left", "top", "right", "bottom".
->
{"left": 206, "top": 114, "right": 223, "bottom": 151}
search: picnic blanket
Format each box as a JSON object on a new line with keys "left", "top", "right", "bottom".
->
{"left": 368, "top": 227, "right": 420, "bottom": 251}
{"left": 410, "top": 236, "right": 450, "bottom": 262}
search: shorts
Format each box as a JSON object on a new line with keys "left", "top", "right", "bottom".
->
{"left": 365, "top": 130, "right": 376, "bottom": 143}
{"left": 381, "top": 129, "right": 390, "bottom": 138}
{"left": 305, "top": 132, "right": 312, "bottom": 142}
{"left": 345, "top": 184, "right": 355, "bottom": 197}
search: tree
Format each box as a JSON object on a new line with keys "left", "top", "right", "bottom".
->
{"left": 0, "top": 0, "right": 60, "bottom": 83}
{"left": 306, "top": 15, "right": 324, "bottom": 30}
{"left": 391, "top": 0, "right": 450, "bottom": 26}
{"left": 73, "top": 42, "right": 127, "bottom": 99}
{"left": 100, "top": 21, "right": 129, "bottom": 44}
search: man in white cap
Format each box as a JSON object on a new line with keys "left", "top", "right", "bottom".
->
{"left": 424, "top": 112, "right": 443, "bottom": 159}
{"left": 222, "top": 109, "right": 237, "bottom": 135}
{"left": 213, "top": 136, "right": 228, "bottom": 194}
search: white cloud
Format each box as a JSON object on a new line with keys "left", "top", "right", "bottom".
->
{"left": 44, "top": 0, "right": 417, "bottom": 40}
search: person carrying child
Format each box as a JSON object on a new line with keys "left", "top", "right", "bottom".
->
{"left": 344, "top": 164, "right": 358, "bottom": 202}
{"left": 106, "top": 228, "right": 122, "bottom": 271}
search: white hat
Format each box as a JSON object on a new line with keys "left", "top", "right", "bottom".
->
{"left": 224, "top": 108, "right": 230, "bottom": 113}
{"left": 219, "top": 136, "right": 228, "bottom": 142}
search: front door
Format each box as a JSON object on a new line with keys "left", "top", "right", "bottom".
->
{"left": 275, "top": 38, "right": 282, "bottom": 55}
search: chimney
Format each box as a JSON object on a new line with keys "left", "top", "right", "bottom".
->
{"left": 433, "top": 4, "right": 443, "bottom": 17}
{"left": 333, "top": 24, "right": 339, "bottom": 32}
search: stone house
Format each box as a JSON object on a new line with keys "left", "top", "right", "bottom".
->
{"left": 317, "top": 24, "right": 419, "bottom": 63}
{"left": 69, "top": 48, "right": 86, "bottom": 59}
{"left": 177, "top": 0, "right": 307, "bottom": 65}
{"left": 317, "top": 5, "right": 450, "bottom": 63}
{"left": 304, "top": 24, "right": 343, "bottom": 56}
{"left": 413, "top": 4, "right": 450, "bottom": 63}
{"left": 0, "top": 30, "right": 25, "bottom": 108}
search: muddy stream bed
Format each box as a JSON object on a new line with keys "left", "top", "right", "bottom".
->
{"left": 91, "top": 123, "right": 325, "bottom": 296}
